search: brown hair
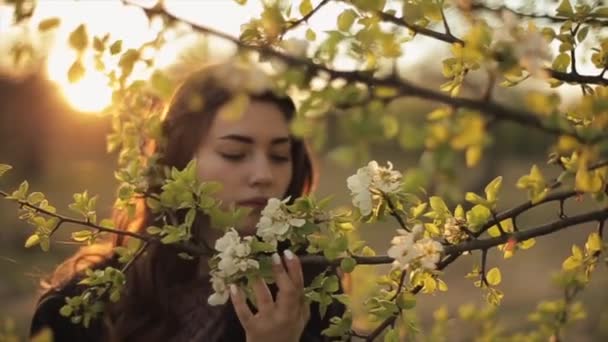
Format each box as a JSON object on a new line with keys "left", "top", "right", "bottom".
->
{"left": 41, "top": 63, "right": 320, "bottom": 341}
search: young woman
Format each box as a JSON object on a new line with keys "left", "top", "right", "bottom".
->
{"left": 30, "top": 62, "right": 345, "bottom": 341}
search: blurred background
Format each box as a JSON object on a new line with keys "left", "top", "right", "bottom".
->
{"left": 1, "top": 0, "right": 607, "bottom": 341}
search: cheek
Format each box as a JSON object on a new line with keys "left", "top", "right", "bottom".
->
{"left": 278, "top": 162, "right": 294, "bottom": 193}
{"left": 196, "top": 152, "right": 237, "bottom": 198}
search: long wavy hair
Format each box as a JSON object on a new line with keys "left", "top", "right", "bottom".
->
{"left": 40, "top": 62, "right": 327, "bottom": 341}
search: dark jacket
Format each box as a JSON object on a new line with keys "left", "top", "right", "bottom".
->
{"left": 29, "top": 259, "right": 345, "bottom": 341}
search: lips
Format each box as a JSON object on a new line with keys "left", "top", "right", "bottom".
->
{"left": 237, "top": 197, "right": 269, "bottom": 209}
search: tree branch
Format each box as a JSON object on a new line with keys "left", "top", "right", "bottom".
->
{"left": 131, "top": 2, "right": 608, "bottom": 145}
{"left": 0, "top": 190, "right": 211, "bottom": 256}
{"left": 470, "top": 2, "right": 608, "bottom": 26}
{"left": 283, "top": 0, "right": 330, "bottom": 35}
{"left": 372, "top": 9, "right": 464, "bottom": 44}
{"left": 369, "top": 4, "right": 608, "bottom": 86}
{"left": 300, "top": 208, "right": 608, "bottom": 266}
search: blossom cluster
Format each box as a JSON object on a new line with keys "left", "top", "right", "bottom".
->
{"left": 256, "top": 197, "right": 306, "bottom": 247}
{"left": 346, "top": 161, "right": 403, "bottom": 216}
{"left": 387, "top": 225, "right": 444, "bottom": 272}
{"left": 208, "top": 228, "right": 259, "bottom": 305}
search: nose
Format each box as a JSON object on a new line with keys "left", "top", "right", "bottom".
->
{"left": 249, "top": 154, "right": 273, "bottom": 188}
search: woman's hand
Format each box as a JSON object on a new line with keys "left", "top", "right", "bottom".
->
{"left": 230, "top": 250, "right": 310, "bottom": 342}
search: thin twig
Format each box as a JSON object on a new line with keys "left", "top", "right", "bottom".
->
{"left": 283, "top": 0, "right": 331, "bottom": 36}
{"left": 470, "top": 2, "right": 608, "bottom": 26}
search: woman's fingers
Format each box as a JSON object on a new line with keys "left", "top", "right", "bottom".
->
{"left": 272, "top": 252, "right": 297, "bottom": 307}
{"left": 282, "top": 250, "right": 304, "bottom": 289}
{"left": 274, "top": 250, "right": 307, "bottom": 311}
{"left": 230, "top": 284, "right": 253, "bottom": 328}
{"left": 251, "top": 276, "right": 274, "bottom": 313}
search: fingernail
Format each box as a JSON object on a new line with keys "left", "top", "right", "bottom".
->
{"left": 272, "top": 253, "right": 281, "bottom": 265}
{"left": 230, "top": 284, "right": 238, "bottom": 295}
{"left": 284, "top": 249, "right": 295, "bottom": 260}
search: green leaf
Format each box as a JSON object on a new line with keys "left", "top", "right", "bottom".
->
{"left": 592, "top": 7, "right": 608, "bottom": 18}
{"left": 0, "top": 164, "right": 12, "bottom": 177}
{"left": 150, "top": 70, "right": 174, "bottom": 100}
{"left": 429, "top": 196, "right": 450, "bottom": 215}
{"left": 305, "top": 28, "right": 316, "bottom": 41}
{"left": 486, "top": 267, "right": 501, "bottom": 286}
{"left": 69, "top": 24, "right": 88, "bottom": 51}
{"left": 109, "top": 40, "right": 122, "bottom": 55}
{"left": 337, "top": 9, "right": 357, "bottom": 32}
{"left": 68, "top": 60, "right": 85, "bottom": 83}
{"left": 397, "top": 292, "right": 416, "bottom": 310}
{"left": 12, "top": 180, "right": 29, "bottom": 200}
{"left": 299, "top": 0, "right": 313, "bottom": 16}
{"left": 59, "top": 305, "right": 73, "bottom": 317}
{"left": 233, "top": 0, "right": 247, "bottom": 4}
{"left": 38, "top": 17, "right": 60, "bottom": 31}
{"left": 562, "top": 256, "right": 581, "bottom": 270}
{"left": 552, "top": 53, "right": 571, "bottom": 72}
{"left": 484, "top": 176, "right": 503, "bottom": 204}
{"left": 323, "top": 275, "right": 340, "bottom": 293}
{"left": 71, "top": 230, "right": 93, "bottom": 242}
{"left": 27, "top": 192, "right": 44, "bottom": 204}
{"left": 384, "top": 328, "right": 399, "bottom": 342}
{"left": 217, "top": 92, "right": 249, "bottom": 121}
{"left": 556, "top": 0, "right": 574, "bottom": 17}
{"left": 24, "top": 234, "right": 40, "bottom": 248}
{"left": 576, "top": 26, "right": 589, "bottom": 43}
{"left": 586, "top": 232, "right": 602, "bottom": 254}
{"left": 340, "top": 257, "right": 357, "bottom": 273}
{"left": 466, "top": 205, "right": 491, "bottom": 231}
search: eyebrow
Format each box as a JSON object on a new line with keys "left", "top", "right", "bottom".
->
{"left": 218, "top": 134, "right": 291, "bottom": 145}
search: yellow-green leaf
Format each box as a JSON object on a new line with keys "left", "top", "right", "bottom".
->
{"left": 484, "top": 176, "right": 503, "bottom": 204}
{"left": 586, "top": 232, "right": 602, "bottom": 254}
{"left": 562, "top": 255, "right": 581, "bottom": 270}
{"left": 552, "top": 53, "right": 571, "bottom": 72}
{"left": 38, "top": 17, "right": 60, "bottom": 31}
{"left": 340, "top": 257, "right": 357, "bottom": 273}
{"left": 337, "top": 9, "right": 357, "bottom": 31}
{"left": 575, "top": 167, "right": 603, "bottom": 193}
{"left": 429, "top": 196, "right": 450, "bottom": 215}
{"left": 305, "top": 28, "right": 316, "bottom": 41}
{"left": 109, "top": 40, "right": 122, "bottom": 55}
{"left": 556, "top": 0, "right": 573, "bottom": 17}
{"left": 466, "top": 145, "right": 482, "bottom": 168}
{"left": 68, "top": 60, "right": 85, "bottom": 83}
{"left": 299, "top": 0, "right": 313, "bottom": 16}
{"left": 576, "top": 26, "right": 589, "bottom": 43}
{"left": 0, "top": 164, "right": 12, "bottom": 177}
{"left": 68, "top": 24, "right": 88, "bottom": 51}
{"left": 486, "top": 267, "right": 501, "bottom": 286}
{"left": 217, "top": 92, "right": 250, "bottom": 121}
{"left": 571, "top": 245, "right": 583, "bottom": 260}
{"left": 25, "top": 234, "right": 41, "bottom": 248}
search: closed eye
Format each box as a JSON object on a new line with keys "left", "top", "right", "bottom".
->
{"left": 220, "top": 153, "right": 245, "bottom": 161}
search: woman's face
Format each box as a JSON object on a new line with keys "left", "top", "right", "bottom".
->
{"left": 195, "top": 99, "right": 293, "bottom": 235}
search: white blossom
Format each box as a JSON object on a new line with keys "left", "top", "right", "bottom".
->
{"left": 256, "top": 197, "right": 306, "bottom": 246}
{"left": 443, "top": 217, "right": 468, "bottom": 244}
{"left": 212, "top": 60, "right": 272, "bottom": 94}
{"left": 413, "top": 238, "right": 444, "bottom": 271}
{"left": 493, "top": 11, "right": 552, "bottom": 79}
{"left": 387, "top": 224, "right": 443, "bottom": 271}
{"left": 207, "top": 271, "right": 230, "bottom": 305}
{"left": 387, "top": 229, "right": 418, "bottom": 270}
{"left": 208, "top": 228, "right": 260, "bottom": 305}
{"left": 281, "top": 38, "right": 309, "bottom": 58}
{"left": 346, "top": 161, "right": 403, "bottom": 216}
